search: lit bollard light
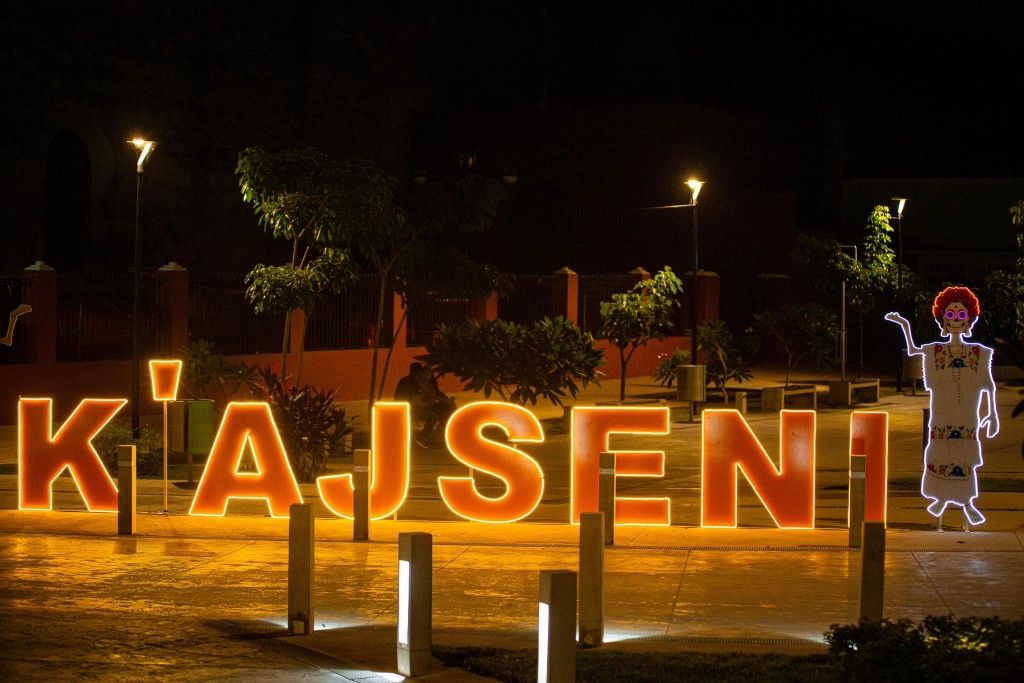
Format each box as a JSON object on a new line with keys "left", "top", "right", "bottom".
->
{"left": 117, "top": 445, "right": 136, "bottom": 536}
{"left": 398, "top": 532, "right": 432, "bottom": 677}
{"left": 578, "top": 512, "right": 604, "bottom": 648}
{"left": 353, "top": 449, "right": 369, "bottom": 541}
{"left": 288, "top": 503, "right": 314, "bottom": 635}
{"left": 598, "top": 452, "right": 615, "bottom": 546}
{"left": 859, "top": 521, "right": 885, "bottom": 621}
{"left": 538, "top": 570, "right": 577, "bottom": 683}
{"left": 848, "top": 455, "right": 866, "bottom": 548}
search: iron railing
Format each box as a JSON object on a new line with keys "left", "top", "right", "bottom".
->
{"left": 188, "top": 273, "right": 280, "bottom": 355}
{"left": 305, "top": 275, "right": 392, "bottom": 350}
{"left": 407, "top": 294, "right": 470, "bottom": 348}
{"left": 577, "top": 273, "right": 642, "bottom": 334}
{"left": 56, "top": 271, "right": 157, "bottom": 361}
{"left": 501, "top": 274, "right": 557, "bottom": 326}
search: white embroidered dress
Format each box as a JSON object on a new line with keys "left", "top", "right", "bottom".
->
{"left": 919, "top": 342, "right": 990, "bottom": 505}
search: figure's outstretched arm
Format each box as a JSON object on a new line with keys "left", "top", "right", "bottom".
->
{"left": 1, "top": 304, "right": 32, "bottom": 346}
{"left": 883, "top": 311, "right": 922, "bottom": 355}
{"left": 980, "top": 363, "right": 1000, "bottom": 439}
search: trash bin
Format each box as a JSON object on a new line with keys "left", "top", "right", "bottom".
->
{"left": 167, "top": 399, "right": 216, "bottom": 484}
{"left": 675, "top": 365, "right": 706, "bottom": 403}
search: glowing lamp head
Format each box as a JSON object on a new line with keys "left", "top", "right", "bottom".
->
{"left": 128, "top": 138, "right": 157, "bottom": 171}
{"left": 686, "top": 179, "right": 704, "bottom": 204}
{"left": 148, "top": 359, "right": 182, "bottom": 401}
{"left": 892, "top": 197, "right": 907, "bottom": 219}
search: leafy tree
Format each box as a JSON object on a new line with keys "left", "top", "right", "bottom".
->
{"left": 794, "top": 205, "right": 921, "bottom": 376}
{"left": 599, "top": 267, "right": 683, "bottom": 401}
{"left": 697, "top": 319, "right": 753, "bottom": 402}
{"left": 984, "top": 200, "right": 1024, "bottom": 348}
{"left": 419, "top": 317, "right": 604, "bottom": 406}
{"left": 237, "top": 148, "right": 365, "bottom": 381}
{"left": 748, "top": 304, "right": 838, "bottom": 387}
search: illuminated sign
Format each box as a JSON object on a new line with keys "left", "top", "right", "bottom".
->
{"left": 17, "top": 396, "right": 890, "bottom": 528}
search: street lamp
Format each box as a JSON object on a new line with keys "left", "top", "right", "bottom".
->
{"left": 892, "top": 197, "right": 907, "bottom": 392}
{"left": 128, "top": 138, "right": 157, "bottom": 438}
{"left": 686, "top": 179, "right": 704, "bottom": 360}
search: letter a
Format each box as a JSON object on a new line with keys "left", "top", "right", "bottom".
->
{"left": 318, "top": 402, "right": 411, "bottom": 519}
{"left": 190, "top": 402, "right": 302, "bottom": 517}
{"left": 19, "top": 398, "right": 126, "bottom": 511}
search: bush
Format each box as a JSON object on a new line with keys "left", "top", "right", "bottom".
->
{"left": 653, "top": 348, "right": 691, "bottom": 387}
{"left": 91, "top": 421, "right": 163, "bottom": 477}
{"left": 825, "top": 615, "right": 1024, "bottom": 682}
{"left": 247, "top": 367, "right": 355, "bottom": 482}
{"left": 420, "top": 316, "right": 604, "bottom": 406}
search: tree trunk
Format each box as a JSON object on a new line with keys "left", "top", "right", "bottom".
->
{"left": 280, "top": 310, "right": 291, "bottom": 377}
{"left": 858, "top": 311, "right": 864, "bottom": 378}
{"left": 619, "top": 347, "right": 629, "bottom": 401}
{"left": 367, "top": 276, "right": 389, "bottom": 417}
{"left": 376, "top": 307, "right": 407, "bottom": 401}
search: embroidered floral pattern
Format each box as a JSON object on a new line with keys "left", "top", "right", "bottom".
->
{"left": 934, "top": 344, "right": 980, "bottom": 372}
{"left": 930, "top": 424, "right": 976, "bottom": 440}
{"left": 926, "top": 463, "right": 968, "bottom": 478}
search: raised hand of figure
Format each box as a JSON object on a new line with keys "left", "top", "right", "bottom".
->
{"left": 884, "top": 311, "right": 906, "bottom": 325}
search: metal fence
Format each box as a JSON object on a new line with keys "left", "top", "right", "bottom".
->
{"left": 407, "top": 294, "right": 470, "bottom": 347}
{"left": 577, "top": 273, "right": 642, "bottom": 334}
{"left": 188, "top": 273, "right": 280, "bottom": 355}
{"left": 1, "top": 273, "right": 30, "bottom": 364}
{"left": 501, "top": 274, "right": 557, "bottom": 326}
{"left": 57, "top": 271, "right": 157, "bottom": 361}
{"left": 305, "top": 274, "right": 392, "bottom": 350}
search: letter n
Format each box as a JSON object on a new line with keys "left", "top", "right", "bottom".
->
{"left": 702, "top": 409, "right": 815, "bottom": 528}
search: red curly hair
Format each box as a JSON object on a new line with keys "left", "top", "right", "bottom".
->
{"left": 931, "top": 286, "right": 981, "bottom": 319}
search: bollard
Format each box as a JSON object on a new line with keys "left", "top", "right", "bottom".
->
{"left": 397, "top": 532, "right": 432, "bottom": 677}
{"left": 288, "top": 503, "right": 314, "bottom": 635}
{"left": 735, "top": 391, "right": 747, "bottom": 415}
{"left": 117, "top": 445, "right": 136, "bottom": 536}
{"left": 578, "top": 512, "right": 605, "bottom": 648}
{"left": 598, "top": 452, "right": 615, "bottom": 546}
{"left": 859, "top": 521, "right": 885, "bottom": 621}
{"left": 848, "top": 455, "right": 866, "bottom": 547}
{"left": 353, "top": 449, "right": 369, "bottom": 541}
{"left": 538, "top": 570, "right": 577, "bottom": 683}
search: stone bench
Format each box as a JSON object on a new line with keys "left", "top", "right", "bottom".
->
{"left": 761, "top": 385, "right": 816, "bottom": 413}
{"left": 828, "top": 379, "right": 880, "bottom": 406}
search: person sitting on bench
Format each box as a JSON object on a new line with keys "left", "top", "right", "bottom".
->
{"left": 394, "top": 362, "right": 455, "bottom": 448}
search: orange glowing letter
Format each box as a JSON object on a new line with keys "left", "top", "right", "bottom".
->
{"left": 318, "top": 402, "right": 411, "bottom": 520}
{"left": 19, "top": 398, "right": 126, "bottom": 512}
{"left": 571, "top": 406, "right": 671, "bottom": 525}
{"left": 190, "top": 402, "right": 302, "bottom": 517}
{"left": 438, "top": 402, "right": 545, "bottom": 523}
{"left": 702, "top": 410, "right": 815, "bottom": 528}
{"left": 149, "top": 359, "right": 182, "bottom": 401}
{"left": 851, "top": 411, "right": 888, "bottom": 523}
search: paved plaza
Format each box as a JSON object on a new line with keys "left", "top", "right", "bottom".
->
{"left": 1, "top": 370, "right": 1023, "bottom": 680}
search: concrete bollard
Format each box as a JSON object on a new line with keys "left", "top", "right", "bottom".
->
{"left": 735, "top": 391, "right": 747, "bottom": 415}
{"left": 848, "top": 455, "right": 866, "bottom": 548}
{"left": 598, "top": 452, "right": 615, "bottom": 546}
{"left": 397, "top": 532, "right": 432, "bottom": 677}
{"left": 578, "top": 512, "right": 605, "bottom": 648}
{"left": 117, "top": 445, "right": 136, "bottom": 536}
{"left": 353, "top": 449, "right": 369, "bottom": 541}
{"left": 288, "top": 503, "right": 315, "bottom": 635}
{"left": 859, "top": 521, "right": 885, "bottom": 621}
{"left": 538, "top": 570, "right": 577, "bottom": 683}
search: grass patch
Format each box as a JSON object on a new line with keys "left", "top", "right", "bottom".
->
{"left": 433, "top": 646, "right": 844, "bottom": 683}
{"left": 889, "top": 477, "right": 1024, "bottom": 493}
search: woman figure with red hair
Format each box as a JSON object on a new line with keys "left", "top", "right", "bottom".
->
{"left": 885, "top": 286, "right": 999, "bottom": 530}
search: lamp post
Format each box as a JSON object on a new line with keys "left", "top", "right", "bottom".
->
{"left": 686, "top": 179, "right": 703, "bottom": 359}
{"left": 892, "top": 197, "right": 907, "bottom": 393}
{"left": 837, "top": 245, "right": 858, "bottom": 382}
{"left": 148, "top": 359, "right": 182, "bottom": 512}
{"left": 128, "top": 138, "right": 156, "bottom": 439}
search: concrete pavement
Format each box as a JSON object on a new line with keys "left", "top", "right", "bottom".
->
{"left": 1, "top": 368, "right": 1023, "bottom": 680}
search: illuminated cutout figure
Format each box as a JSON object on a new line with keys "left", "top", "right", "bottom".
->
{"left": 885, "top": 287, "right": 999, "bottom": 528}
{"left": 1, "top": 304, "right": 32, "bottom": 346}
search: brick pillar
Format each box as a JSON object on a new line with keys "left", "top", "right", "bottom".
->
{"left": 551, "top": 267, "right": 578, "bottom": 325}
{"left": 697, "top": 271, "right": 720, "bottom": 323}
{"left": 157, "top": 262, "right": 188, "bottom": 356}
{"left": 628, "top": 266, "right": 651, "bottom": 281}
{"left": 467, "top": 292, "right": 498, "bottom": 322}
{"left": 23, "top": 261, "right": 57, "bottom": 365}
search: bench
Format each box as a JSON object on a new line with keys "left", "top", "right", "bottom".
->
{"left": 761, "top": 385, "right": 816, "bottom": 413}
{"left": 828, "top": 379, "right": 880, "bottom": 406}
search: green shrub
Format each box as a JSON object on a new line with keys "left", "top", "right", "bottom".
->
{"left": 91, "top": 421, "right": 163, "bottom": 477}
{"left": 247, "top": 367, "right": 355, "bottom": 482}
{"left": 825, "top": 615, "right": 1024, "bottom": 682}
{"left": 653, "top": 348, "right": 691, "bottom": 387}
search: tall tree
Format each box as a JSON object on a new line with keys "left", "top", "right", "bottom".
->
{"left": 599, "top": 267, "right": 683, "bottom": 401}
